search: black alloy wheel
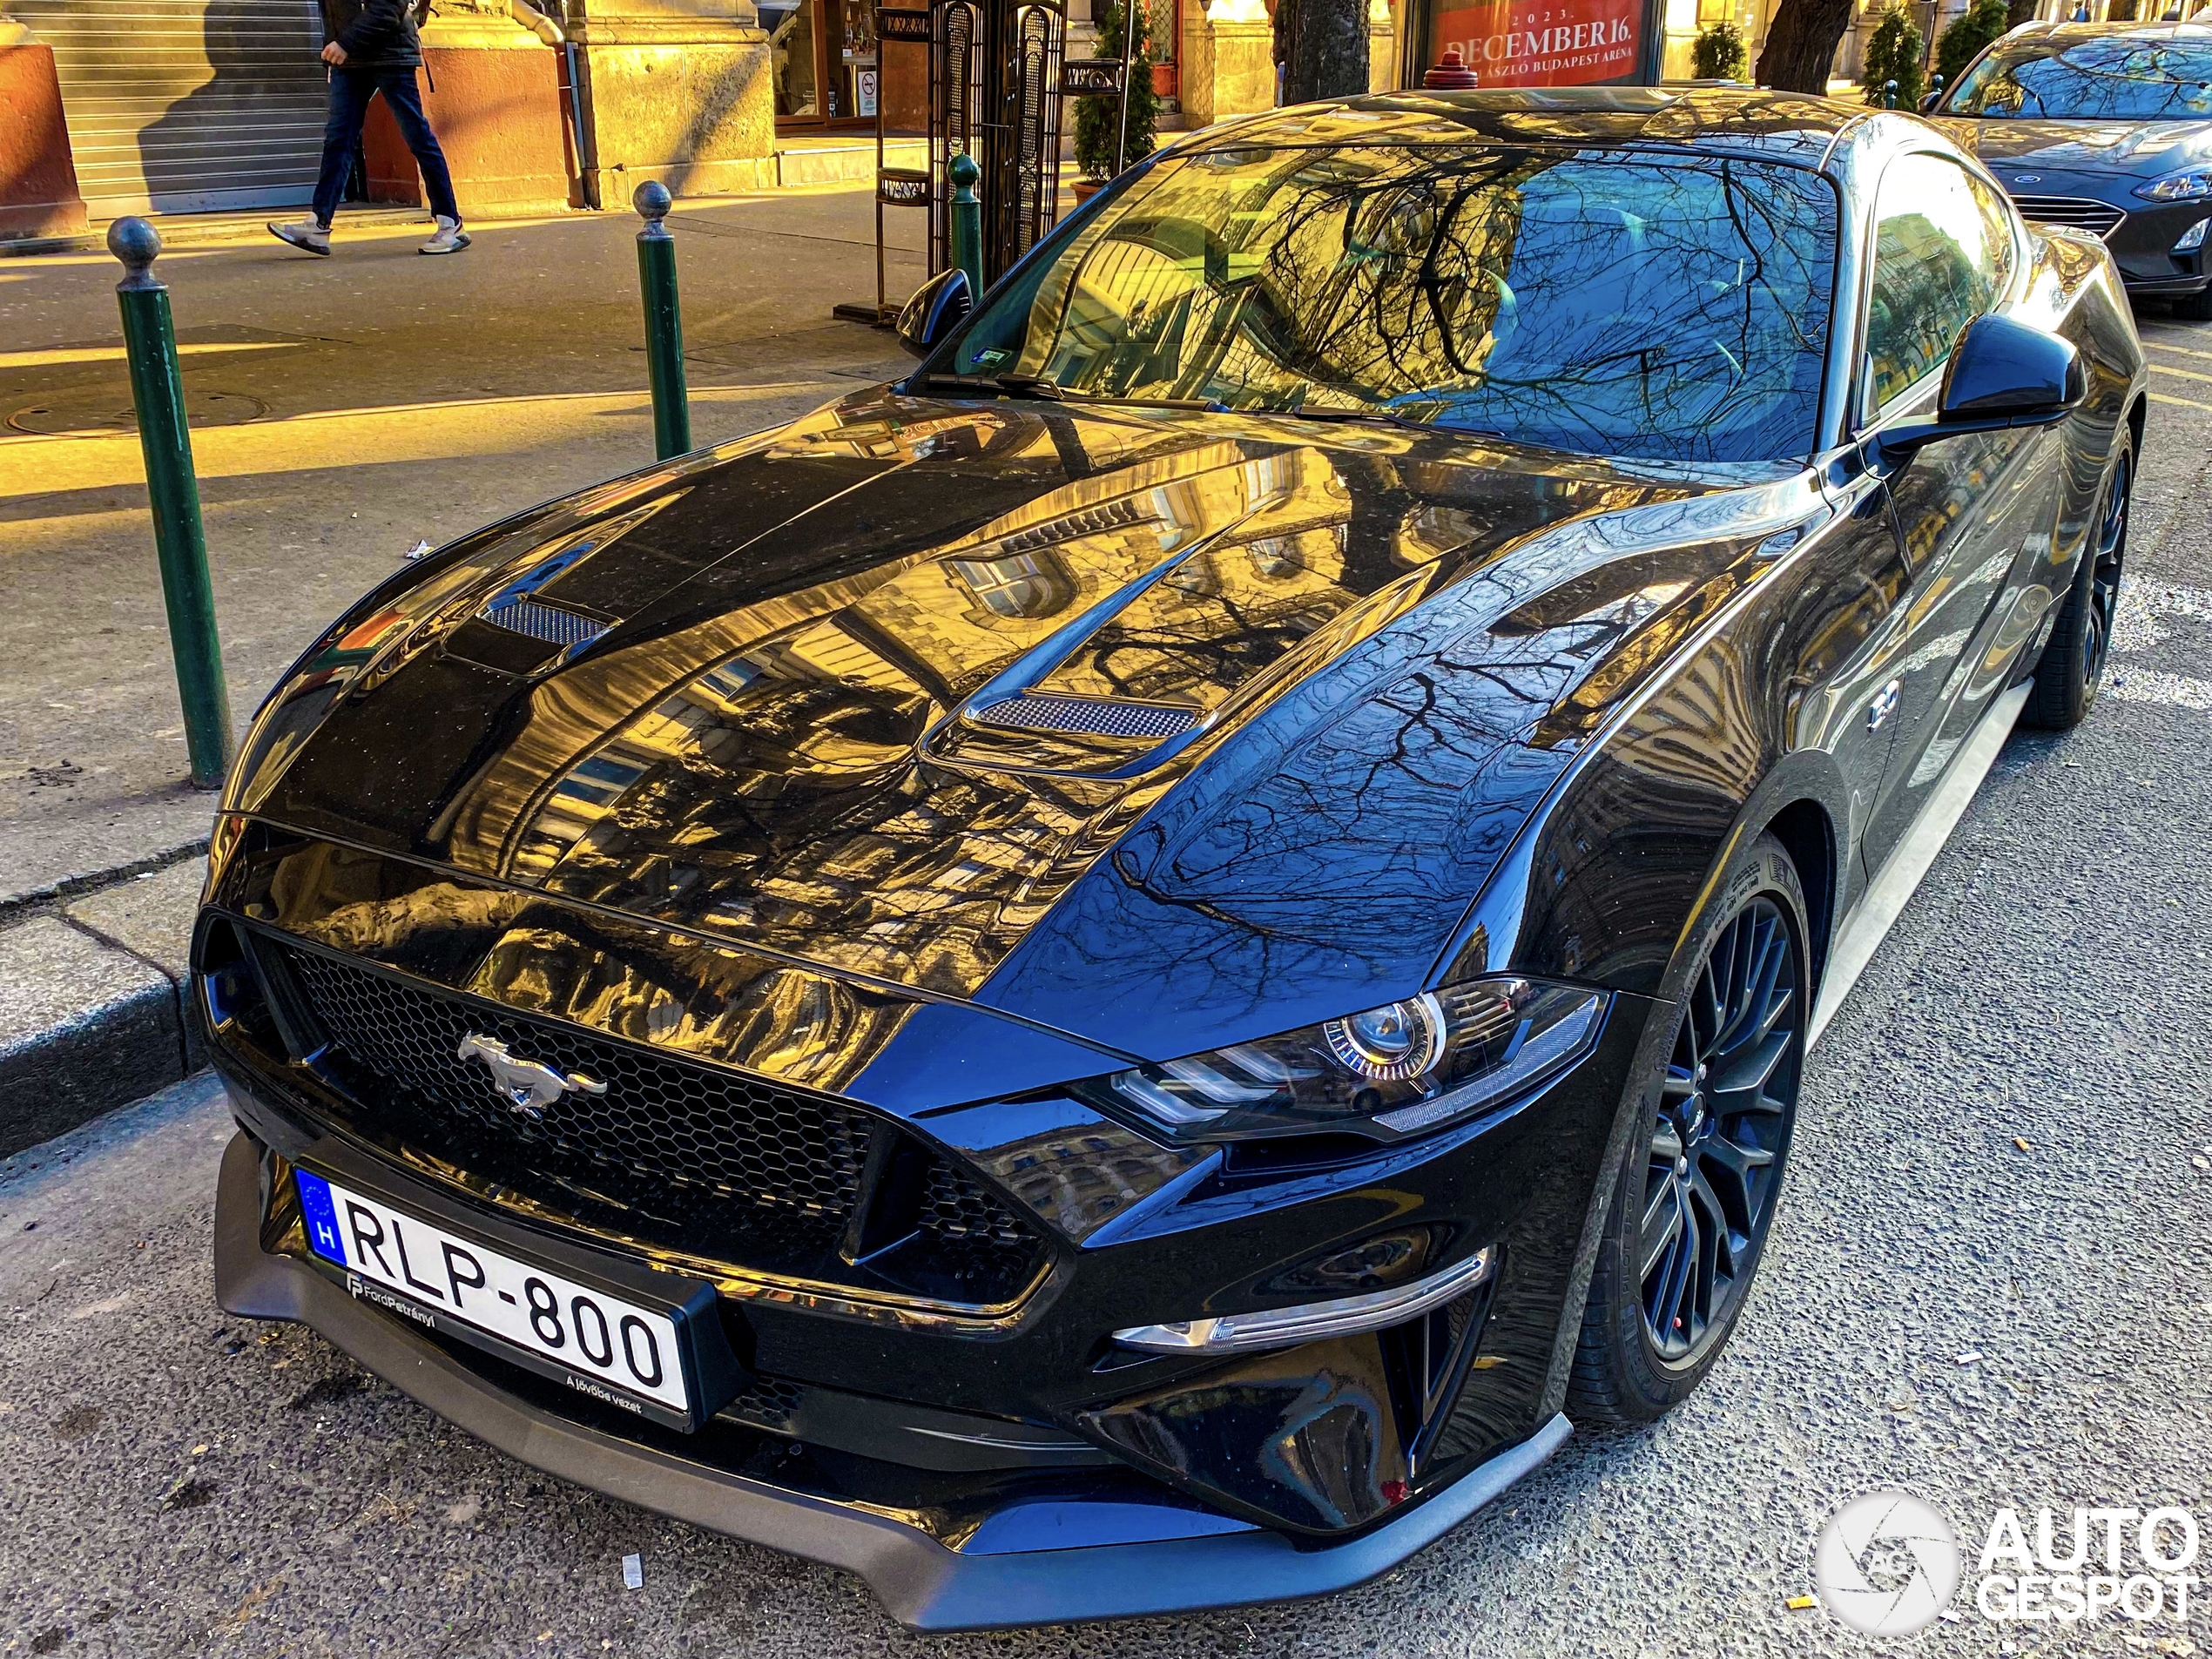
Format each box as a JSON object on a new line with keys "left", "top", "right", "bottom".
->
{"left": 2027, "top": 434, "right": 2132, "bottom": 730}
{"left": 1569, "top": 831, "right": 1808, "bottom": 1425}
{"left": 1639, "top": 896, "right": 1798, "bottom": 1366}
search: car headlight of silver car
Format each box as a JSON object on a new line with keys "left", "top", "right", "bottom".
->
{"left": 1089, "top": 977, "right": 1608, "bottom": 1143}
{"left": 2135, "top": 166, "right": 2212, "bottom": 203}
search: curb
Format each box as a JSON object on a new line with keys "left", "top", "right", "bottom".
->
{"left": 0, "top": 860, "right": 206, "bottom": 1157}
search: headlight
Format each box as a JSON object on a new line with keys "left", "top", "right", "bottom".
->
{"left": 2135, "top": 167, "right": 2212, "bottom": 203}
{"left": 1089, "top": 977, "right": 1607, "bottom": 1143}
{"left": 2175, "top": 217, "right": 2211, "bottom": 253}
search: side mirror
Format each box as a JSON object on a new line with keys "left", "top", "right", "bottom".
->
{"left": 1919, "top": 91, "right": 1942, "bottom": 111}
{"left": 1878, "top": 313, "right": 2086, "bottom": 456}
{"left": 895, "top": 268, "right": 973, "bottom": 359}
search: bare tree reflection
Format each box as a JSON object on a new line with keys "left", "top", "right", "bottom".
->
{"left": 966, "top": 143, "right": 1837, "bottom": 464}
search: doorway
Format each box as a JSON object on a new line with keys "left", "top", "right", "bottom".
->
{"left": 767, "top": 0, "right": 880, "bottom": 127}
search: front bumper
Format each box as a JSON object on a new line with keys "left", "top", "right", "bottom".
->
{"left": 215, "top": 1129, "right": 1569, "bottom": 1628}
{"left": 2013, "top": 185, "right": 2212, "bottom": 295}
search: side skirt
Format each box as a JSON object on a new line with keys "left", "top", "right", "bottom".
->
{"left": 1806, "top": 680, "right": 2033, "bottom": 1049}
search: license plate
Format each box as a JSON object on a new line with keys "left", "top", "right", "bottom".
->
{"left": 294, "top": 1169, "right": 692, "bottom": 1421}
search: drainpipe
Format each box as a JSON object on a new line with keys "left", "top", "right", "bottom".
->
{"left": 545, "top": 0, "right": 600, "bottom": 207}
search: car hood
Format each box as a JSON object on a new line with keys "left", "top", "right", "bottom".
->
{"left": 1935, "top": 115, "right": 2212, "bottom": 177}
{"left": 230, "top": 389, "right": 1816, "bottom": 1061}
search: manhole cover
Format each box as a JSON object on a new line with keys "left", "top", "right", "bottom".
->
{"left": 6, "top": 387, "right": 269, "bottom": 435}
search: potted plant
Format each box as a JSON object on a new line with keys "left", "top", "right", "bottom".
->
{"left": 1691, "top": 19, "right": 1749, "bottom": 81}
{"left": 1073, "top": 0, "right": 1158, "bottom": 203}
{"left": 1860, "top": 5, "right": 1926, "bottom": 108}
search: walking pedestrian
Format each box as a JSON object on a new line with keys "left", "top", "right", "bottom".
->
{"left": 268, "top": 0, "right": 469, "bottom": 257}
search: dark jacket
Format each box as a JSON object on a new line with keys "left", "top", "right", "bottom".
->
{"left": 320, "top": 0, "right": 425, "bottom": 69}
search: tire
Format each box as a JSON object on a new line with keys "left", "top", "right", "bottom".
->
{"left": 1567, "top": 832, "right": 1810, "bottom": 1426}
{"left": 2175, "top": 287, "right": 2212, "bottom": 323}
{"left": 2025, "top": 432, "right": 2131, "bottom": 731}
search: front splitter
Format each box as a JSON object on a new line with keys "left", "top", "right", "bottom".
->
{"left": 212, "top": 1130, "right": 1570, "bottom": 1629}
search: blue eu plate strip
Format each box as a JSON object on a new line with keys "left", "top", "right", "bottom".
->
{"left": 295, "top": 1170, "right": 347, "bottom": 1265}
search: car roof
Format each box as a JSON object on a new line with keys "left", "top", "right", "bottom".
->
{"left": 2000, "top": 17, "right": 2212, "bottom": 44}
{"left": 1179, "top": 86, "right": 1882, "bottom": 172}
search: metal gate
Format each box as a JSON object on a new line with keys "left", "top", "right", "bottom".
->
{"left": 12, "top": 0, "right": 330, "bottom": 215}
{"left": 930, "top": 0, "right": 1065, "bottom": 287}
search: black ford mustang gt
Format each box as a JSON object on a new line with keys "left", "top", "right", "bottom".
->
{"left": 193, "top": 89, "right": 2146, "bottom": 1629}
{"left": 1932, "top": 20, "right": 2212, "bottom": 316}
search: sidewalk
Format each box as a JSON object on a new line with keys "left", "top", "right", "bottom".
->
{"left": 0, "top": 182, "right": 927, "bottom": 1147}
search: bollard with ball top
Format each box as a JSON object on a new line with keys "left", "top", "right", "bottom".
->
{"left": 633, "top": 180, "right": 691, "bottom": 461}
{"left": 110, "top": 217, "right": 233, "bottom": 790}
{"left": 949, "top": 153, "right": 984, "bottom": 302}
{"left": 1884, "top": 78, "right": 1898, "bottom": 109}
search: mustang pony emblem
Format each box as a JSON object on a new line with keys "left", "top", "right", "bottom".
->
{"left": 456, "top": 1032, "right": 607, "bottom": 1118}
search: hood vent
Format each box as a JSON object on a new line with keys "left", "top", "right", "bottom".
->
{"left": 971, "top": 693, "right": 1200, "bottom": 740}
{"left": 480, "top": 595, "right": 609, "bottom": 650}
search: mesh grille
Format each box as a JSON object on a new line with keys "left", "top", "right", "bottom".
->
{"left": 973, "top": 694, "right": 1199, "bottom": 739}
{"left": 481, "top": 597, "right": 607, "bottom": 648}
{"left": 922, "top": 1158, "right": 1034, "bottom": 1247}
{"left": 262, "top": 941, "right": 1042, "bottom": 1297}
{"left": 2013, "top": 195, "right": 2126, "bottom": 239}
{"left": 283, "top": 944, "right": 867, "bottom": 1222}
{"left": 722, "top": 1374, "right": 805, "bottom": 1433}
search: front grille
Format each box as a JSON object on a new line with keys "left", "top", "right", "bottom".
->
{"left": 973, "top": 693, "right": 1200, "bottom": 739}
{"left": 258, "top": 940, "right": 1045, "bottom": 1305}
{"left": 2013, "top": 195, "right": 2127, "bottom": 239}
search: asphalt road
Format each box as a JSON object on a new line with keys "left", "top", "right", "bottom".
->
{"left": 4, "top": 308, "right": 2212, "bottom": 1658}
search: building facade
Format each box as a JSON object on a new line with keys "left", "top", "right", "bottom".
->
{"left": 7, "top": 0, "right": 2205, "bottom": 244}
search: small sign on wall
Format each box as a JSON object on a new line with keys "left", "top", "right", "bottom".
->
{"left": 857, "top": 67, "right": 879, "bottom": 115}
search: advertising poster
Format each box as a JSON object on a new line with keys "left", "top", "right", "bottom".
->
{"left": 1426, "top": 0, "right": 1644, "bottom": 86}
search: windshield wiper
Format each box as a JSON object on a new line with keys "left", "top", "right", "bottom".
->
{"left": 918, "top": 373, "right": 1226, "bottom": 412}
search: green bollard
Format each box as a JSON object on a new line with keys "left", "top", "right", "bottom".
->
{"left": 110, "top": 219, "right": 233, "bottom": 791}
{"left": 949, "top": 153, "right": 983, "bottom": 300}
{"left": 632, "top": 180, "right": 691, "bottom": 461}
{"left": 1884, "top": 78, "right": 1898, "bottom": 109}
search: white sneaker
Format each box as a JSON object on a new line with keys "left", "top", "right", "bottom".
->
{"left": 419, "top": 216, "right": 471, "bottom": 255}
{"left": 268, "top": 218, "right": 331, "bottom": 255}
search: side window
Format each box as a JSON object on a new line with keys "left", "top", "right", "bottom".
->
{"left": 1863, "top": 154, "right": 2013, "bottom": 414}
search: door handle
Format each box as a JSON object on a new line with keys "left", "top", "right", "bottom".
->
{"left": 1868, "top": 678, "right": 1901, "bottom": 732}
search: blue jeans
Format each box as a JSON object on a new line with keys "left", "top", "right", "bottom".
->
{"left": 310, "top": 66, "right": 458, "bottom": 227}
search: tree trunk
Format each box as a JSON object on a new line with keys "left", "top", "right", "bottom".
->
{"left": 1284, "top": 0, "right": 1367, "bottom": 100}
{"left": 1756, "top": 0, "right": 1858, "bottom": 91}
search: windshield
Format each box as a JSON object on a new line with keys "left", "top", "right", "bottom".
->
{"left": 1942, "top": 35, "right": 2212, "bottom": 118}
{"left": 928, "top": 145, "right": 1839, "bottom": 464}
